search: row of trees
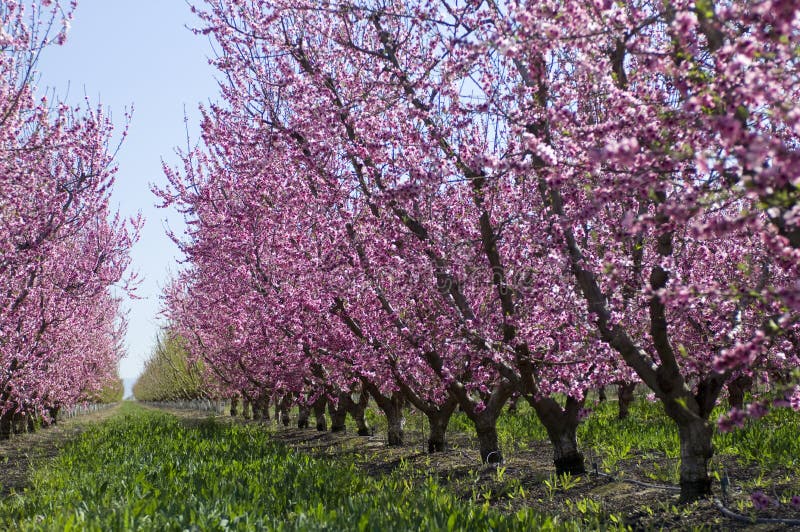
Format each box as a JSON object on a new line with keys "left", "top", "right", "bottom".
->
{"left": 155, "top": 0, "right": 800, "bottom": 501}
{"left": 89, "top": 376, "right": 125, "bottom": 405}
{"left": 0, "top": 2, "right": 136, "bottom": 437}
{"left": 133, "top": 332, "right": 206, "bottom": 402}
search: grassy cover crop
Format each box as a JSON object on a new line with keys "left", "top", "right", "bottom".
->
{"left": 0, "top": 403, "right": 623, "bottom": 531}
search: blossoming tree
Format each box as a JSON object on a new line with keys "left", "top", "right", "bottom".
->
{"left": 0, "top": 1, "right": 138, "bottom": 436}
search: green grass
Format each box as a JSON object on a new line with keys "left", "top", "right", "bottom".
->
{"left": 713, "top": 406, "right": 800, "bottom": 470}
{"left": 0, "top": 403, "right": 623, "bottom": 531}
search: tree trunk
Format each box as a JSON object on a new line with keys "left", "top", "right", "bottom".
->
{"left": 385, "top": 403, "right": 404, "bottom": 446}
{"left": 12, "top": 412, "right": 26, "bottom": 434}
{"left": 297, "top": 404, "right": 311, "bottom": 429}
{"left": 347, "top": 390, "right": 370, "bottom": 436}
{"left": 617, "top": 381, "right": 636, "bottom": 420}
{"left": 0, "top": 411, "right": 12, "bottom": 440}
{"left": 313, "top": 397, "right": 327, "bottom": 431}
{"left": 380, "top": 392, "right": 405, "bottom": 445}
{"left": 229, "top": 396, "right": 239, "bottom": 417}
{"left": 476, "top": 423, "right": 502, "bottom": 464}
{"left": 360, "top": 380, "right": 405, "bottom": 445}
{"left": 279, "top": 395, "right": 292, "bottom": 426}
{"left": 727, "top": 375, "right": 753, "bottom": 410}
{"left": 550, "top": 423, "right": 584, "bottom": 475}
{"left": 242, "top": 398, "right": 252, "bottom": 420}
{"left": 371, "top": 390, "right": 404, "bottom": 446}
{"left": 47, "top": 406, "right": 60, "bottom": 425}
{"left": 259, "top": 396, "right": 271, "bottom": 422}
{"left": 426, "top": 404, "right": 455, "bottom": 453}
{"left": 395, "top": 385, "right": 457, "bottom": 453}
{"left": 329, "top": 394, "right": 348, "bottom": 433}
{"left": 597, "top": 386, "right": 607, "bottom": 403}
{"left": 454, "top": 394, "right": 509, "bottom": 464}
{"left": 656, "top": 374, "right": 724, "bottom": 503}
{"left": 677, "top": 418, "right": 714, "bottom": 502}
{"left": 451, "top": 380, "right": 513, "bottom": 464}
{"left": 532, "top": 396, "right": 586, "bottom": 475}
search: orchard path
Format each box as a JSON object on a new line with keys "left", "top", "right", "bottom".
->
{"left": 0, "top": 405, "right": 121, "bottom": 496}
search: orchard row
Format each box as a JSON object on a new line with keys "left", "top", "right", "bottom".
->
{"left": 0, "top": 3, "right": 136, "bottom": 436}
{"left": 137, "top": 0, "right": 800, "bottom": 503}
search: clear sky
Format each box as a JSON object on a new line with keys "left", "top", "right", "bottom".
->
{"left": 35, "top": 1, "right": 220, "bottom": 379}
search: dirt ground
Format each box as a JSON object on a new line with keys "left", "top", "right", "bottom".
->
{"left": 0, "top": 404, "right": 121, "bottom": 496}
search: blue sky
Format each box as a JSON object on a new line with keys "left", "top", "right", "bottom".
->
{"left": 36, "top": 1, "right": 219, "bottom": 379}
